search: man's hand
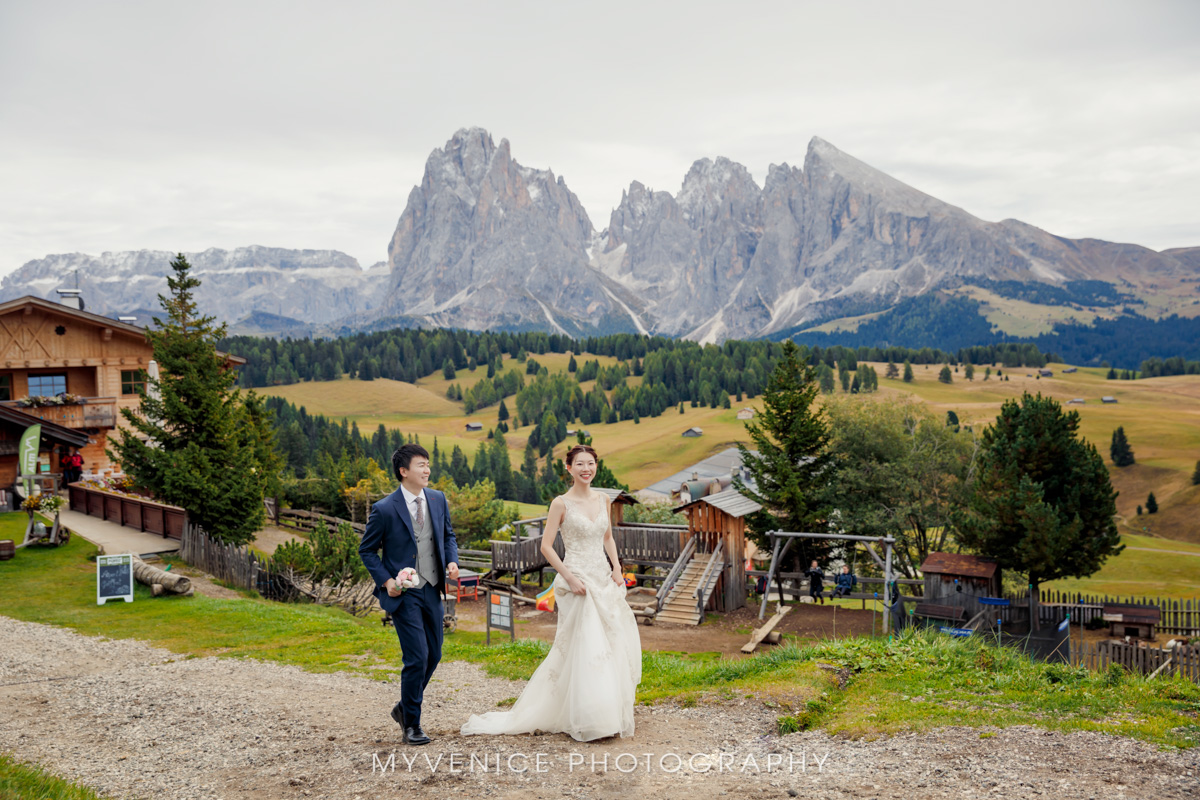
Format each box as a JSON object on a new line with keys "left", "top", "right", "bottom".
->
{"left": 385, "top": 578, "right": 402, "bottom": 597}
{"left": 447, "top": 562, "right": 459, "bottom": 581}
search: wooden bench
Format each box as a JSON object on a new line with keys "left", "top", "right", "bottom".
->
{"left": 914, "top": 603, "right": 967, "bottom": 622}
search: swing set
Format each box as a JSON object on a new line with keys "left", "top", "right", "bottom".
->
{"left": 757, "top": 530, "right": 901, "bottom": 633}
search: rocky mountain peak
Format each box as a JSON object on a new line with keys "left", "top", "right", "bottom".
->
{"left": 677, "top": 156, "right": 761, "bottom": 225}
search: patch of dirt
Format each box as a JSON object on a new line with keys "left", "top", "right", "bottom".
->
{"left": 453, "top": 591, "right": 885, "bottom": 656}
{"left": 253, "top": 525, "right": 307, "bottom": 555}
{"left": 2, "top": 616, "right": 1197, "bottom": 800}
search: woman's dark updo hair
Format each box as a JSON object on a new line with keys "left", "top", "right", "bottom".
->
{"left": 564, "top": 444, "right": 598, "bottom": 467}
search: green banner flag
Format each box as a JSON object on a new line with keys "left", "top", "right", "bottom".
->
{"left": 18, "top": 424, "right": 41, "bottom": 498}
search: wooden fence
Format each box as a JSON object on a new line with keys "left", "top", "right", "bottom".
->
{"left": 1038, "top": 591, "right": 1200, "bottom": 635}
{"left": 1074, "top": 640, "right": 1200, "bottom": 683}
{"left": 277, "top": 508, "right": 365, "bottom": 535}
{"left": 179, "top": 523, "right": 295, "bottom": 601}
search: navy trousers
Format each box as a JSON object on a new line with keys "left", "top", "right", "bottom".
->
{"left": 391, "top": 581, "right": 443, "bottom": 728}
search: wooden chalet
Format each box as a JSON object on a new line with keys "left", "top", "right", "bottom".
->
{"left": 0, "top": 294, "right": 244, "bottom": 496}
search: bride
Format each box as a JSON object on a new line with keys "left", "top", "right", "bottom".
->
{"left": 461, "top": 443, "right": 642, "bottom": 741}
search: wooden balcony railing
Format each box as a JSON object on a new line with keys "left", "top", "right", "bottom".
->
{"left": 2, "top": 397, "right": 118, "bottom": 428}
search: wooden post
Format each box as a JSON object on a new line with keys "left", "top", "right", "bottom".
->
{"left": 883, "top": 537, "right": 894, "bottom": 636}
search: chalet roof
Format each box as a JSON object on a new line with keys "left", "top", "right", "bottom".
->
{"left": 0, "top": 295, "right": 245, "bottom": 364}
{"left": 593, "top": 487, "right": 640, "bottom": 506}
{"left": 673, "top": 487, "right": 761, "bottom": 518}
{"left": 919, "top": 551, "right": 999, "bottom": 580}
{"left": 0, "top": 404, "right": 89, "bottom": 447}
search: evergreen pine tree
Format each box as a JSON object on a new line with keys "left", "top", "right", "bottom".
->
{"left": 734, "top": 340, "right": 832, "bottom": 553}
{"left": 498, "top": 399, "right": 509, "bottom": 421}
{"left": 903, "top": 360, "right": 914, "bottom": 383}
{"left": 1193, "top": 459, "right": 1200, "bottom": 486}
{"left": 958, "top": 393, "right": 1122, "bottom": 625}
{"left": 109, "top": 254, "right": 274, "bottom": 545}
{"left": 938, "top": 365, "right": 953, "bottom": 384}
{"left": 538, "top": 453, "right": 567, "bottom": 503}
{"left": 442, "top": 358, "right": 455, "bottom": 380}
{"left": 1146, "top": 491, "right": 1158, "bottom": 514}
{"left": 1110, "top": 427, "right": 1135, "bottom": 467}
{"left": 568, "top": 355, "right": 577, "bottom": 372}
{"left": 885, "top": 361, "right": 899, "bottom": 380}
{"left": 964, "top": 363, "right": 975, "bottom": 381}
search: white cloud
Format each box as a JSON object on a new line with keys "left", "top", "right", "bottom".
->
{"left": 1, "top": 0, "right": 1198, "bottom": 275}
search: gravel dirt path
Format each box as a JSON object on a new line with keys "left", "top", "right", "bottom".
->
{"left": 1, "top": 615, "right": 1196, "bottom": 800}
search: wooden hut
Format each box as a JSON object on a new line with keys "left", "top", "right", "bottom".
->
{"left": 592, "top": 486, "right": 639, "bottom": 526}
{"left": 1103, "top": 603, "right": 1160, "bottom": 641}
{"left": 682, "top": 427, "right": 703, "bottom": 437}
{"left": 917, "top": 552, "right": 1002, "bottom": 624}
{"left": 673, "top": 488, "right": 760, "bottom": 612}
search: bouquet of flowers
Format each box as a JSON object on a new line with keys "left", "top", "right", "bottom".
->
{"left": 395, "top": 567, "right": 420, "bottom": 592}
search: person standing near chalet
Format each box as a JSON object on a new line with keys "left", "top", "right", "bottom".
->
{"left": 60, "top": 446, "right": 83, "bottom": 487}
{"left": 805, "top": 559, "right": 825, "bottom": 604}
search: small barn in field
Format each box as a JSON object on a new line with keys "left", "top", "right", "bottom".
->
{"left": 682, "top": 427, "right": 703, "bottom": 437}
{"left": 673, "top": 488, "right": 761, "bottom": 612}
{"left": 736, "top": 408, "right": 755, "bottom": 420}
{"left": 465, "top": 422, "right": 482, "bottom": 432}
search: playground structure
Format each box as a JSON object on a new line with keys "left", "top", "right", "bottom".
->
{"left": 755, "top": 530, "right": 903, "bottom": 631}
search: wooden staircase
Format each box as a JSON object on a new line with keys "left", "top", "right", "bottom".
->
{"left": 656, "top": 552, "right": 722, "bottom": 626}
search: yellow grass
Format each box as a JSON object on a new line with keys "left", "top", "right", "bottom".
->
{"left": 950, "top": 286, "right": 1105, "bottom": 337}
{"left": 260, "top": 356, "right": 1200, "bottom": 552}
{"left": 259, "top": 377, "right": 459, "bottom": 417}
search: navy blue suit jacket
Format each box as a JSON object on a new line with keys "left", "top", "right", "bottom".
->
{"left": 358, "top": 486, "right": 458, "bottom": 614}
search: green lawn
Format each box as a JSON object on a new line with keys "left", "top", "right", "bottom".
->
{"left": 0, "top": 753, "right": 112, "bottom": 800}
{"left": 1, "top": 521, "right": 1197, "bottom": 749}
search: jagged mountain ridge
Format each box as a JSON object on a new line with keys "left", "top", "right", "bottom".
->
{"left": 374, "top": 128, "right": 647, "bottom": 337}
{"left": 1, "top": 247, "right": 390, "bottom": 333}
{"left": 5, "top": 129, "right": 1194, "bottom": 342}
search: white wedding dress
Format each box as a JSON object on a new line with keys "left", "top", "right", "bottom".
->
{"left": 461, "top": 492, "right": 642, "bottom": 741}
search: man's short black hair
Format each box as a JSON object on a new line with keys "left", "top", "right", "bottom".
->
{"left": 392, "top": 443, "right": 431, "bottom": 479}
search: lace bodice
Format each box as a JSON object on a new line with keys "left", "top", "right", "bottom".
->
{"left": 558, "top": 493, "right": 611, "bottom": 576}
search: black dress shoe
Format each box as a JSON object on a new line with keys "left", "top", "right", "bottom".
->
{"left": 403, "top": 726, "right": 432, "bottom": 746}
{"left": 390, "top": 702, "right": 405, "bottom": 728}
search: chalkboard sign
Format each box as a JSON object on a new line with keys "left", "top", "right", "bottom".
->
{"left": 97, "top": 554, "right": 134, "bottom": 605}
{"left": 486, "top": 591, "right": 515, "bottom": 644}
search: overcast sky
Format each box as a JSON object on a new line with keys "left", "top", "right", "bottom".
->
{"left": 2, "top": 0, "right": 1198, "bottom": 275}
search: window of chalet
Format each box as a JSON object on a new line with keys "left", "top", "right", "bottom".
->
{"left": 120, "top": 369, "right": 147, "bottom": 395}
{"left": 28, "top": 374, "right": 67, "bottom": 396}
{"left": 0, "top": 374, "right": 10, "bottom": 402}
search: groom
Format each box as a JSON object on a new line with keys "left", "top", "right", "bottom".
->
{"left": 359, "top": 443, "right": 459, "bottom": 745}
